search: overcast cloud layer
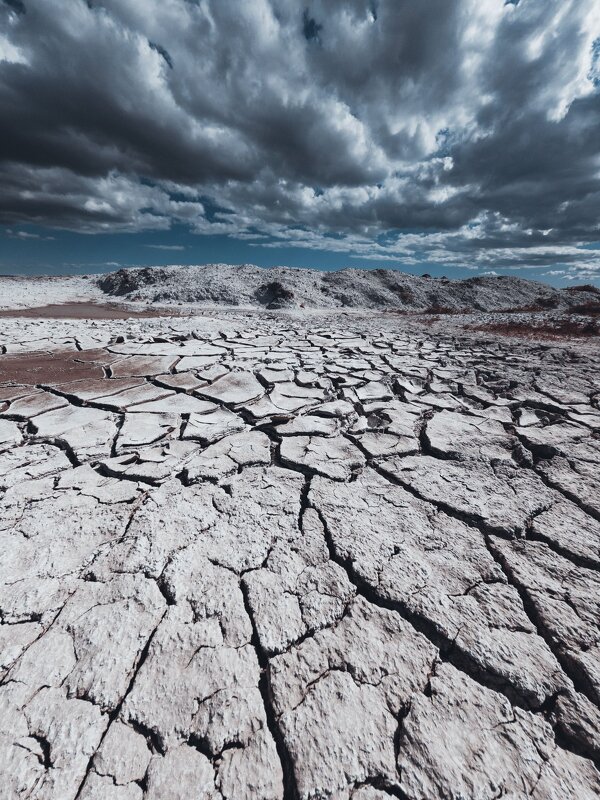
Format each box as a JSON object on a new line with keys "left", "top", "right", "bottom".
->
{"left": 1, "top": 0, "right": 600, "bottom": 278}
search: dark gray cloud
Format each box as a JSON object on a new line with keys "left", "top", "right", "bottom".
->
{"left": 2, "top": 0, "right": 25, "bottom": 15}
{"left": 0, "top": 0, "right": 599, "bottom": 272}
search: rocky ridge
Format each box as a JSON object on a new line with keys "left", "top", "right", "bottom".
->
{"left": 97, "top": 263, "right": 600, "bottom": 312}
{"left": 0, "top": 310, "right": 600, "bottom": 798}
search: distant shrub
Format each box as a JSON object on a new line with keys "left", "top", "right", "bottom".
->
{"left": 255, "top": 281, "right": 295, "bottom": 309}
{"left": 464, "top": 276, "right": 486, "bottom": 285}
{"left": 98, "top": 267, "right": 168, "bottom": 296}
{"left": 396, "top": 286, "right": 415, "bottom": 304}
{"left": 536, "top": 295, "right": 560, "bottom": 309}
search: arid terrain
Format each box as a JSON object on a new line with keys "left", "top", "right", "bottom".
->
{"left": 1, "top": 270, "right": 600, "bottom": 799}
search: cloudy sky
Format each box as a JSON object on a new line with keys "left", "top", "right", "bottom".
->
{"left": 1, "top": 0, "right": 599, "bottom": 283}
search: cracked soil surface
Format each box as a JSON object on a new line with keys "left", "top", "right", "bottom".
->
{"left": 1, "top": 309, "right": 600, "bottom": 799}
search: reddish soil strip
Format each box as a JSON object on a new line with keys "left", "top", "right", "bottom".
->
{"left": 0, "top": 302, "right": 181, "bottom": 320}
{"left": 467, "top": 320, "right": 599, "bottom": 340}
{"left": 0, "top": 350, "right": 106, "bottom": 385}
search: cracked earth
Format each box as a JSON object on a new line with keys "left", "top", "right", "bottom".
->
{"left": 1, "top": 311, "right": 600, "bottom": 799}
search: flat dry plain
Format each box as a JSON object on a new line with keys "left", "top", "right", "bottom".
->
{"left": 1, "top": 307, "right": 599, "bottom": 799}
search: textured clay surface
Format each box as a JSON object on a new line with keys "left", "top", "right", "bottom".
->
{"left": 1, "top": 309, "right": 600, "bottom": 799}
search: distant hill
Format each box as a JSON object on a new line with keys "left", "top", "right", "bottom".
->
{"left": 98, "top": 264, "right": 600, "bottom": 312}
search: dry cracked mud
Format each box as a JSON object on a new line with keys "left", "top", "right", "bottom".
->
{"left": 1, "top": 310, "right": 600, "bottom": 799}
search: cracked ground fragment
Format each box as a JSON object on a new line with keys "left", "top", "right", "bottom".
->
{"left": 196, "top": 371, "right": 265, "bottom": 407}
{"left": 242, "top": 508, "right": 356, "bottom": 655}
{"left": 491, "top": 537, "right": 600, "bottom": 706}
{"left": 398, "top": 662, "right": 600, "bottom": 800}
{"left": 184, "top": 431, "right": 272, "bottom": 482}
{"left": 269, "top": 595, "right": 437, "bottom": 798}
{"left": 381, "top": 454, "right": 557, "bottom": 536}
{"left": 280, "top": 434, "right": 364, "bottom": 480}
{"left": 530, "top": 499, "right": 600, "bottom": 568}
{"left": 92, "top": 466, "right": 303, "bottom": 580}
{"left": 111, "top": 466, "right": 302, "bottom": 799}
{"left": 182, "top": 407, "right": 246, "bottom": 444}
{"left": 537, "top": 455, "right": 600, "bottom": 517}
{"left": 0, "top": 684, "right": 107, "bottom": 799}
{"left": 29, "top": 404, "right": 119, "bottom": 461}
{"left": 8, "top": 574, "right": 165, "bottom": 711}
{"left": 0, "top": 488, "right": 135, "bottom": 628}
{"left": 2, "top": 318, "right": 600, "bottom": 798}
{"left": 423, "top": 408, "right": 515, "bottom": 461}
{"left": 310, "top": 469, "right": 567, "bottom": 706}
{"left": 120, "top": 602, "right": 283, "bottom": 799}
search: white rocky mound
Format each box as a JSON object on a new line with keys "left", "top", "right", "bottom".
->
{"left": 1, "top": 309, "right": 600, "bottom": 799}
{"left": 97, "top": 263, "right": 599, "bottom": 311}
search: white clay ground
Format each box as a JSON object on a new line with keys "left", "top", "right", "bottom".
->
{"left": 1, "top": 308, "right": 600, "bottom": 799}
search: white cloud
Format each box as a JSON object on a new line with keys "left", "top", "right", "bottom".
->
{"left": 145, "top": 244, "right": 186, "bottom": 250}
{"left": 0, "top": 32, "right": 27, "bottom": 64}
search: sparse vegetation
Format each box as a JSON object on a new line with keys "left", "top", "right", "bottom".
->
{"left": 98, "top": 267, "right": 169, "bottom": 297}
{"left": 565, "top": 284, "right": 600, "bottom": 294}
{"left": 424, "top": 304, "right": 469, "bottom": 315}
{"left": 498, "top": 296, "right": 560, "bottom": 313}
{"left": 468, "top": 318, "right": 600, "bottom": 339}
{"left": 566, "top": 302, "right": 600, "bottom": 316}
{"left": 255, "top": 281, "right": 295, "bottom": 309}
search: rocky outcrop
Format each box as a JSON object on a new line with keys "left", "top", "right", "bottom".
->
{"left": 96, "top": 263, "right": 600, "bottom": 312}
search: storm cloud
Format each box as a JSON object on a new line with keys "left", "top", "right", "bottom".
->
{"left": 1, "top": 0, "right": 599, "bottom": 275}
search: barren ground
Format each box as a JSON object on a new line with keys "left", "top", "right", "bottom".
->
{"left": 0, "top": 303, "right": 185, "bottom": 321}
{"left": 1, "top": 306, "right": 600, "bottom": 799}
